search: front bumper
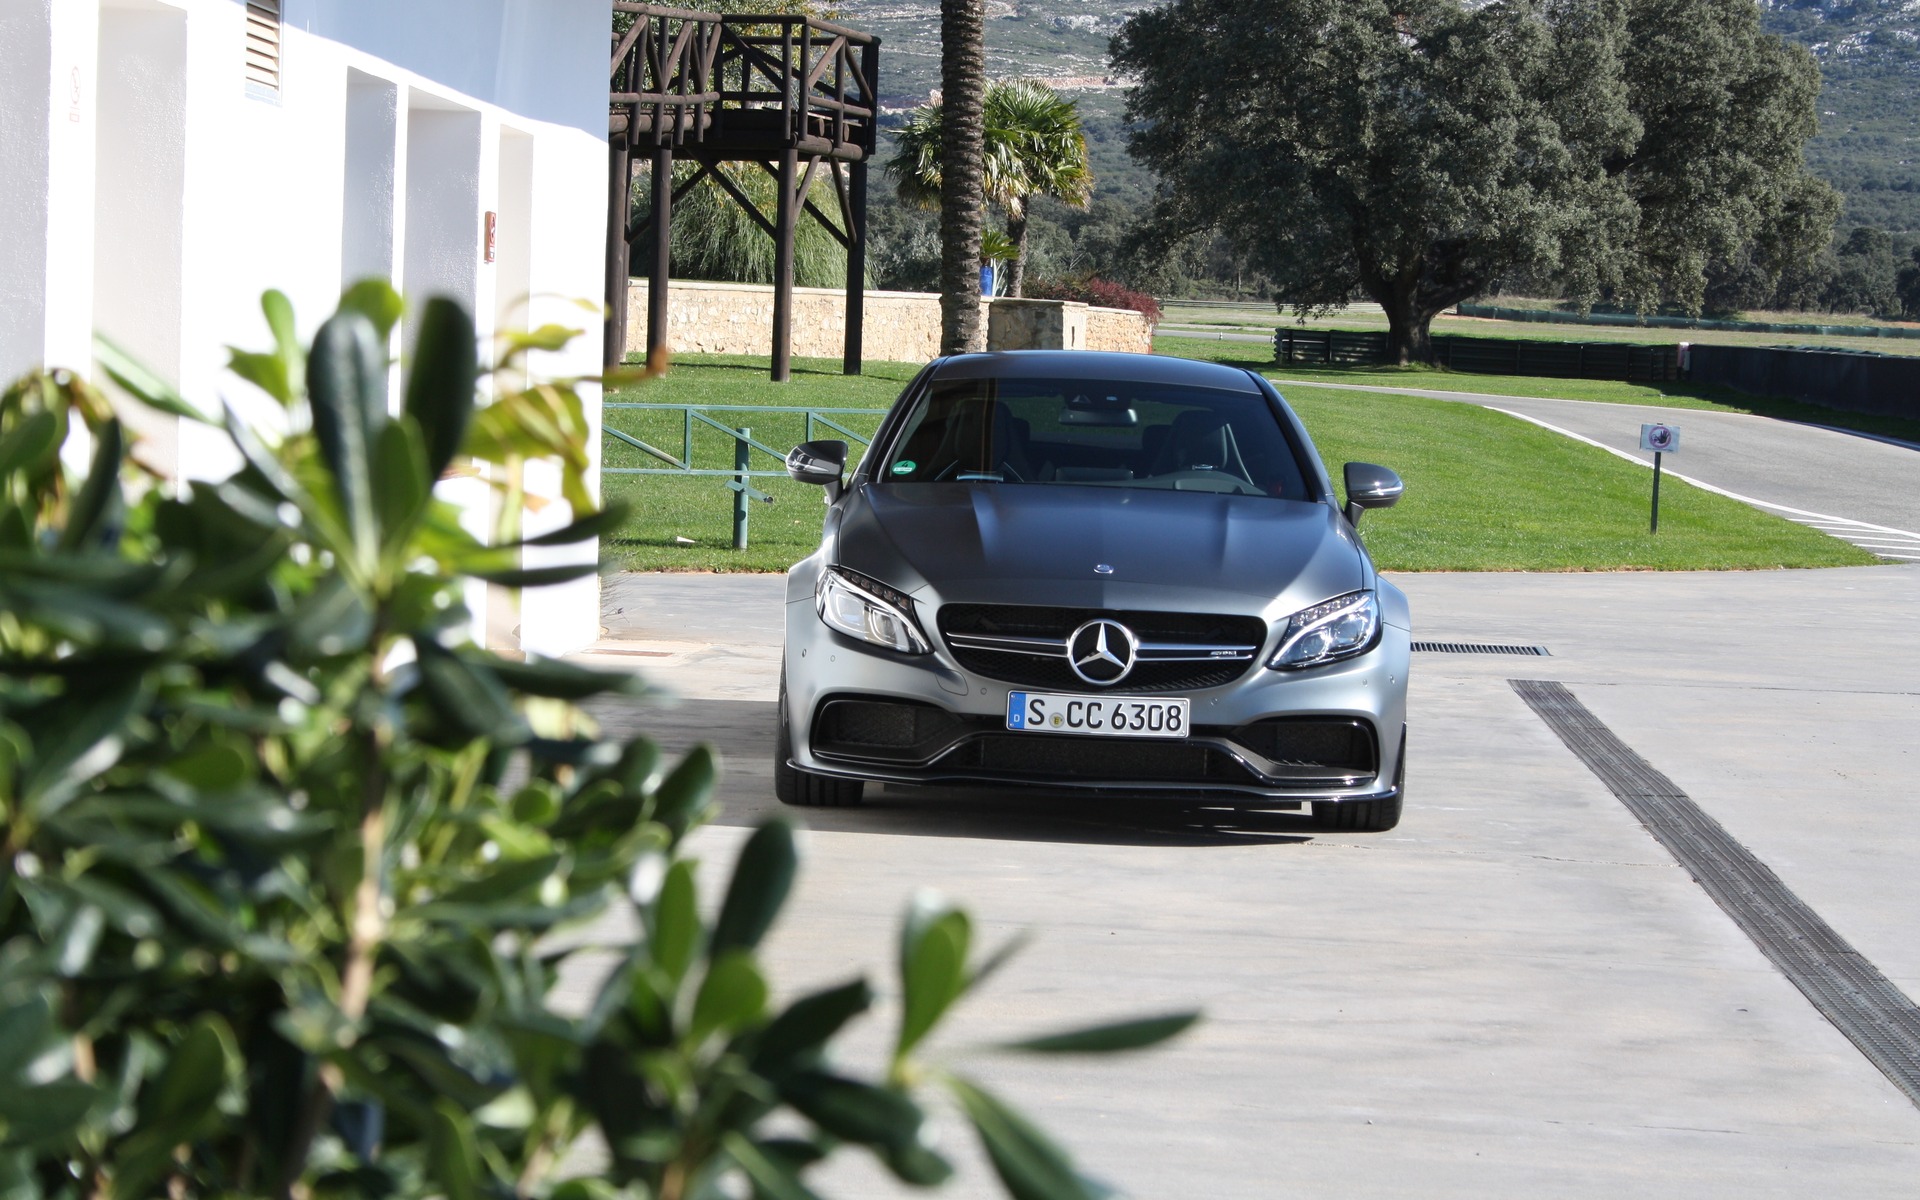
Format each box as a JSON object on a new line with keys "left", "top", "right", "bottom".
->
{"left": 784, "top": 592, "right": 1410, "bottom": 804}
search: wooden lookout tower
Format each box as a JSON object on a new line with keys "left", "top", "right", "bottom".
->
{"left": 606, "top": 3, "right": 880, "bottom": 381}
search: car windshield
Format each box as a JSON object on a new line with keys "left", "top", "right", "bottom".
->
{"left": 878, "top": 376, "right": 1312, "bottom": 499}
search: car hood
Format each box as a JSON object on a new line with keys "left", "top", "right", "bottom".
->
{"left": 833, "top": 482, "right": 1368, "bottom": 616}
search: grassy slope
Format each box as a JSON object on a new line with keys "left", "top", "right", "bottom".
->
{"left": 1154, "top": 335, "right": 1920, "bottom": 445}
{"left": 604, "top": 353, "right": 1874, "bottom": 573}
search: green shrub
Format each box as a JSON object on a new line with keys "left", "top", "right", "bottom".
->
{"left": 0, "top": 287, "right": 1194, "bottom": 1199}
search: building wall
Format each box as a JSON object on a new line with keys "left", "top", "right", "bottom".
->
{"left": 0, "top": 0, "right": 610, "bottom": 654}
{"left": 624, "top": 279, "right": 1156, "bottom": 362}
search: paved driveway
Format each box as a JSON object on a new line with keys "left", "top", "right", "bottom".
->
{"left": 572, "top": 568, "right": 1920, "bottom": 1199}
{"left": 1276, "top": 379, "right": 1920, "bottom": 559}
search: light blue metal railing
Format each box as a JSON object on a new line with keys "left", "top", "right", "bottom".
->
{"left": 603, "top": 402, "right": 886, "bottom": 548}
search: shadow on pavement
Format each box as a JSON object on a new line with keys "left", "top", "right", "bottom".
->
{"left": 592, "top": 696, "right": 1317, "bottom": 848}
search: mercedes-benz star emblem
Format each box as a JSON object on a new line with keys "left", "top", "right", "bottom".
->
{"left": 1068, "top": 618, "right": 1138, "bottom": 686}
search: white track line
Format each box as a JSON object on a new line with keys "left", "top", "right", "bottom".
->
{"left": 1484, "top": 407, "right": 1920, "bottom": 555}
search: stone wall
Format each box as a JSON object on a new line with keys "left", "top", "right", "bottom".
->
{"left": 625, "top": 280, "right": 1153, "bottom": 362}
{"left": 1086, "top": 304, "right": 1155, "bottom": 354}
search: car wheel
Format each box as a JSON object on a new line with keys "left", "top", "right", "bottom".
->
{"left": 774, "top": 669, "right": 865, "bottom": 808}
{"left": 1311, "top": 726, "right": 1405, "bottom": 832}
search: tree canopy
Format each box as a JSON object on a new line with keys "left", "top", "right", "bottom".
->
{"left": 1113, "top": 0, "right": 1837, "bottom": 362}
{"left": 889, "top": 79, "right": 1094, "bottom": 297}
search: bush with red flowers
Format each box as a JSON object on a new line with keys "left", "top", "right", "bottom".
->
{"left": 1025, "top": 276, "right": 1164, "bottom": 325}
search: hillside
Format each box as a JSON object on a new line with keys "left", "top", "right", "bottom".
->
{"left": 1766, "top": 0, "right": 1920, "bottom": 231}
{"left": 836, "top": 0, "right": 1920, "bottom": 231}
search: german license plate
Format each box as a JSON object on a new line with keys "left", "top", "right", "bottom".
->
{"left": 1005, "top": 691, "right": 1189, "bottom": 739}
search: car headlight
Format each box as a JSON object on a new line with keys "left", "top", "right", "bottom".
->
{"left": 1268, "top": 590, "right": 1380, "bottom": 670}
{"left": 816, "top": 566, "right": 931, "bottom": 654}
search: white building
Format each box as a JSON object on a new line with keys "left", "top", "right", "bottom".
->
{"left": 0, "top": 0, "right": 610, "bottom": 654}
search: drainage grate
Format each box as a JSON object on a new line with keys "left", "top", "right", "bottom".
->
{"left": 1511, "top": 678, "right": 1920, "bottom": 1110}
{"left": 1411, "top": 641, "right": 1550, "bottom": 656}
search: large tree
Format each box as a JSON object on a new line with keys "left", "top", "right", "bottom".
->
{"left": 939, "top": 0, "right": 988, "bottom": 353}
{"left": 1113, "top": 0, "right": 1835, "bottom": 364}
{"left": 889, "top": 80, "right": 1094, "bottom": 298}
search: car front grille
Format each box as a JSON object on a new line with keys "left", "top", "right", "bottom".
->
{"left": 937, "top": 604, "right": 1268, "bottom": 692}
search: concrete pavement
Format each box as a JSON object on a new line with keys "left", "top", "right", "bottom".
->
{"left": 570, "top": 567, "right": 1920, "bottom": 1199}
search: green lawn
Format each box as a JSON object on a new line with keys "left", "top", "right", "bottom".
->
{"left": 1154, "top": 335, "right": 1920, "bottom": 445}
{"left": 602, "top": 356, "right": 914, "bottom": 572}
{"left": 602, "top": 353, "right": 1876, "bottom": 574}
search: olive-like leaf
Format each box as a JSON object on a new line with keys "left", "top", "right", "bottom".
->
{"left": 21, "top": 681, "right": 145, "bottom": 818}
{"left": 427, "top": 1097, "right": 483, "bottom": 1200}
{"left": 227, "top": 350, "right": 292, "bottom": 406}
{"left": 486, "top": 654, "right": 648, "bottom": 700}
{"left": 0, "top": 1079, "right": 100, "bottom": 1150}
{"left": 753, "top": 978, "right": 873, "bottom": 1072}
{"left": 138, "top": 1015, "right": 236, "bottom": 1133}
{"left": 339, "top": 278, "right": 404, "bottom": 340}
{"left": 0, "top": 410, "right": 59, "bottom": 474}
{"left": 653, "top": 746, "right": 717, "bottom": 842}
{"left": 518, "top": 501, "right": 632, "bottom": 547}
{"left": 460, "top": 562, "right": 603, "bottom": 589}
{"left": 0, "top": 992, "right": 56, "bottom": 1078}
{"left": 723, "top": 1131, "right": 827, "bottom": 1200}
{"left": 416, "top": 639, "right": 527, "bottom": 743}
{"left": 781, "top": 1071, "right": 925, "bottom": 1152}
{"left": 712, "top": 818, "right": 798, "bottom": 956}
{"left": 947, "top": 1074, "right": 1097, "bottom": 1200}
{"left": 55, "top": 418, "right": 124, "bottom": 551}
{"left": 689, "top": 951, "right": 769, "bottom": 1045}
{"left": 262, "top": 288, "right": 304, "bottom": 384}
{"left": 895, "top": 892, "right": 971, "bottom": 1062}
{"left": 373, "top": 416, "right": 431, "bottom": 546}
{"left": 652, "top": 858, "right": 702, "bottom": 988}
{"left": 405, "top": 297, "right": 479, "bottom": 480}
{"left": 94, "top": 335, "right": 207, "bottom": 421}
{"left": 996, "top": 1012, "right": 1201, "bottom": 1055}
{"left": 306, "top": 308, "right": 387, "bottom": 565}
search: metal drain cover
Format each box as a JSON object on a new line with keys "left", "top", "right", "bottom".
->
{"left": 1411, "top": 641, "right": 1550, "bottom": 656}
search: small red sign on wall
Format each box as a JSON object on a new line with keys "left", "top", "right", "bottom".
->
{"left": 484, "top": 211, "right": 497, "bottom": 263}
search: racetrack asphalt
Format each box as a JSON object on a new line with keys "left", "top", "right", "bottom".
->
{"left": 566, "top": 566, "right": 1920, "bottom": 1199}
{"left": 1273, "top": 379, "right": 1920, "bottom": 560}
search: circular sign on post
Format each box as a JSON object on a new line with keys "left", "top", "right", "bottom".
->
{"left": 1640, "top": 423, "right": 1680, "bottom": 453}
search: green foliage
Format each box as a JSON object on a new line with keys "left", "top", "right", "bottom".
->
{"left": 887, "top": 79, "right": 1092, "bottom": 295}
{"left": 0, "top": 292, "right": 1194, "bottom": 1198}
{"left": 635, "top": 163, "right": 852, "bottom": 290}
{"left": 1114, "top": 0, "right": 1838, "bottom": 360}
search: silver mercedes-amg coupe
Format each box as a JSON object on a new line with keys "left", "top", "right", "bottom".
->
{"left": 776, "top": 350, "right": 1411, "bottom": 831}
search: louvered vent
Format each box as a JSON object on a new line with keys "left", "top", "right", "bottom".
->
{"left": 245, "top": 0, "right": 282, "bottom": 93}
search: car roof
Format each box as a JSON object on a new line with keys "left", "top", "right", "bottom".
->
{"left": 926, "top": 350, "right": 1264, "bottom": 393}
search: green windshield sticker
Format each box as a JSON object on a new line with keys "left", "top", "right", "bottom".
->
{"left": 892, "top": 460, "right": 916, "bottom": 475}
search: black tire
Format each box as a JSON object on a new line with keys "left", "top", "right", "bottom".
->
{"left": 774, "top": 670, "right": 865, "bottom": 808}
{"left": 1311, "top": 726, "right": 1405, "bottom": 832}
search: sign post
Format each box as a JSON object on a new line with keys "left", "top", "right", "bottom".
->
{"left": 1639, "top": 423, "right": 1680, "bottom": 533}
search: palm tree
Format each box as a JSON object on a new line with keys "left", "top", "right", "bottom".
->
{"left": 890, "top": 79, "right": 1094, "bottom": 299}
{"left": 938, "top": 0, "right": 987, "bottom": 352}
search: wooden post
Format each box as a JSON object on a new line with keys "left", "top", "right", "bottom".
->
{"left": 647, "top": 145, "right": 673, "bottom": 363}
{"left": 772, "top": 147, "right": 798, "bottom": 382}
{"left": 843, "top": 159, "right": 867, "bottom": 376}
{"left": 604, "top": 134, "right": 632, "bottom": 370}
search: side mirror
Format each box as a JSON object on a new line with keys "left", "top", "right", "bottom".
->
{"left": 1342, "top": 461, "right": 1403, "bottom": 527}
{"left": 787, "top": 439, "right": 848, "bottom": 501}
